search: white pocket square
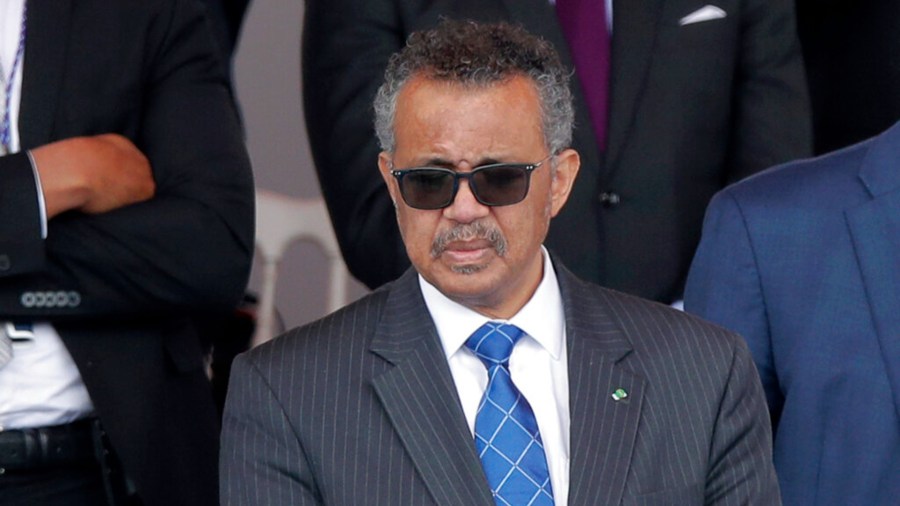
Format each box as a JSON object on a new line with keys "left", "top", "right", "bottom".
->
{"left": 678, "top": 5, "right": 726, "bottom": 26}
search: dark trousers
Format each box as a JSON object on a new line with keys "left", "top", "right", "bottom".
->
{"left": 0, "top": 461, "right": 108, "bottom": 506}
{"left": 0, "top": 418, "right": 140, "bottom": 506}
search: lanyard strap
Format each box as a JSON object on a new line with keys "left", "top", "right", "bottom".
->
{"left": 1, "top": 1, "right": 28, "bottom": 155}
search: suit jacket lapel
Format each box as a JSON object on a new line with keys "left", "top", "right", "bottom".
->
{"left": 369, "top": 271, "right": 494, "bottom": 506}
{"left": 500, "top": 0, "right": 665, "bottom": 183}
{"left": 606, "top": 0, "right": 664, "bottom": 174}
{"left": 556, "top": 266, "right": 645, "bottom": 505}
{"left": 370, "top": 265, "right": 651, "bottom": 505}
{"left": 845, "top": 126, "right": 900, "bottom": 421}
{"left": 19, "top": 0, "right": 72, "bottom": 149}
{"left": 498, "top": 0, "right": 604, "bottom": 168}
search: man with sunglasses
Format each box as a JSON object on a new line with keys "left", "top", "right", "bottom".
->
{"left": 304, "top": 0, "right": 812, "bottom": 306}
{"left": 222, "top": 20, "right": 778, "bottom": 505}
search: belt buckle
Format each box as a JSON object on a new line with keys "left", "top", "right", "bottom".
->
{"left": 0, "top": 418, "right": 100, "bottom": 472}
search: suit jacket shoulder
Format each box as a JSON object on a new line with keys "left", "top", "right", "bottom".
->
{"left": 556, "top": 265, "right": 780, "bottom": 504}
{"left": 685, "top": 121, "right": 900, "bottom": 505}
{"left": 242, "top": 280, "right": 394, "bottom": 376}
{"left": 223, "top": 269, "right": 498, "bottom": 505}
{"left": 560, "top": 263, "right": 749, "bottom": 360}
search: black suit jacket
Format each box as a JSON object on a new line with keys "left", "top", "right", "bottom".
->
{"left": 795, "top": 0, "right": 900, "bottom": 154}
{"left": 302, "top": 0, "right": 812, "bottom": 302}
{"left": 196, "top": 0, "right": 251, "bottom": 61}
{"left": 221, "top": 263, "right": 779, "bottom": 505}
{"left": 0, "top": 1, "right": 254, "bottom": 504}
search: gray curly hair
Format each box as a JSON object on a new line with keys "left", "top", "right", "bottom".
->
{"left": 373, "top": 19, "right": 574, "bottom": 155}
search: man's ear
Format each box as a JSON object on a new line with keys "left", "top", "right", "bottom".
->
{"left": 378, "top": 151, "right": 399, "bottom": 206}
{"left": 549, "top": 148, "right": 580, "bottom": 217}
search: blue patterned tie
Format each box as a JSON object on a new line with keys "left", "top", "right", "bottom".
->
{"left": 465, "top": 322, "right": 554, "bottom": 506}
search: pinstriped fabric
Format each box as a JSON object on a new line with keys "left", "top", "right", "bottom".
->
{"left": 221, "top": 272, "right": 491, "bottom": 505}
{"left": 559, "top": 270, "right": 780, "bottom": 505}
{"left": 221, "top": 263, "right": 779, "bottom": 505}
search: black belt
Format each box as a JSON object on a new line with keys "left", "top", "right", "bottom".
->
{"left": 0, "top": 418, "right": 99, "bottom": 471}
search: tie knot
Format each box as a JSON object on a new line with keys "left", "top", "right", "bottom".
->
{"left": 465, "top": 322, "right": 524, "bottom": 366}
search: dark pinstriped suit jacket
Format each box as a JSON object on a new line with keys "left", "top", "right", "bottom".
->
{"left": 221, "top": 262, "right": 779, "bottom": 505}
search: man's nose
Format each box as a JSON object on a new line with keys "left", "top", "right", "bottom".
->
{"left": 443, "top": 178, "right": 490, "bottom": 223}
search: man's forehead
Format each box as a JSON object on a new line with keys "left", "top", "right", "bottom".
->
{"left": 394, "top": 78, "right": 542, "bottom": 144}
{"left": 391, "top": 74, "right": 545, "bottom": 162}
{"left": 400, "top": 72, "right": 537, "bottom": 96}
{"left": 394, "top": 74, "right": 543, "bottom": 123}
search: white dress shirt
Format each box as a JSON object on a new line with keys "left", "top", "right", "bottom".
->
{"left": 0, "top": 0, "right": 94, "bottom": 431}
{"left": 420, "top": 247, "right": 571, "bottom": 504}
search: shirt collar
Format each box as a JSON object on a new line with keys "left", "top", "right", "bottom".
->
{"left": 419, "top": 246, "right": 566, "bottom": 361}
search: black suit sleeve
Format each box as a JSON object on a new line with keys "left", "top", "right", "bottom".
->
{"left": 302, "top": 0, "right": 411, "bottom": 289}
{"left": 0, "top": 0, "right": 254, "bottom": 319}
{"left": 195, "top": 0, "right": 250, "bottom": 61}
{"left": 726, "top": 0, "right": 812, "bottom": 182}
{"left": 0, "top": 153, "right": 45, "bottom": 276}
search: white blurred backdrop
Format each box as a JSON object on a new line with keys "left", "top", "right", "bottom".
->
{"left": 234, "top": 0, "right": 368, "bottom": 332}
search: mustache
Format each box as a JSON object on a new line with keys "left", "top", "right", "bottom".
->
{"left": 430, "top": 221, "right": 508, "bottom": 258}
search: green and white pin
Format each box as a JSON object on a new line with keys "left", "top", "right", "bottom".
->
{"left": 611, "top": 388, "right": 628, "bottom": 401}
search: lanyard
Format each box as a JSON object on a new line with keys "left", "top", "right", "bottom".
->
{"left": 0, "top": 1, "right": 27, "bottom": 155}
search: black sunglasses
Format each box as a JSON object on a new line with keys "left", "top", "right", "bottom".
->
{"left": 390, "top": 155, "right": 553, "bottom": 210}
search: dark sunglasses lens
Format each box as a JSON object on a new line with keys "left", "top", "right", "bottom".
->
{"left": 401, "top": 170, "right": 454, "bottom": 209}
{"left": 472, "top": 165, "right": 529, "bottom": 206}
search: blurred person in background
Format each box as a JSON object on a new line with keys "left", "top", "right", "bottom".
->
{"left": 0, "top": 0, "right": 253, "bottom": 504}
{"left": 795, "top": 0, "right": 900, "bottom": 154}
{"left": 303, "top": 0, "right": 812, "bottom": 305}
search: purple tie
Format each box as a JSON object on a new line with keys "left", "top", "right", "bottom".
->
{"left": 556, "top": 0, "right": 611, "bottom": 151}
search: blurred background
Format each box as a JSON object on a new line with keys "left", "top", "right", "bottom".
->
{"left": 233, "top": 0, "right": 367, "bottom": 331}
{"left": 232, "top": 0, "right": 900, "bottom": 331}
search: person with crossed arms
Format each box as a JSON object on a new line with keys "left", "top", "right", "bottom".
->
{"left": 0, "top": 0, "right": 253, "bottom": 504}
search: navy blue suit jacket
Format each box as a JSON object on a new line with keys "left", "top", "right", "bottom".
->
{"left": 685, "top": 121, "right": 900, "bottom": 505}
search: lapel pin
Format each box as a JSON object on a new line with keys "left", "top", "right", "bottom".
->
{"left": 611, "top": 388, "right": 628, "bottom": 401}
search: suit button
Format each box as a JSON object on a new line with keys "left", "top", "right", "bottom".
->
{"left": 599, "top": 191, "right": 621, "bottom": 207}
{"left": 0, "top": 255, "right": 9, "bottom": 271}
{"left": 21, "top": 292, "right": 36, "bottom": 308}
